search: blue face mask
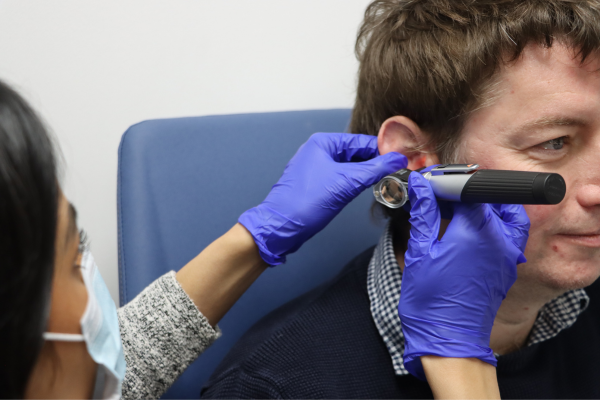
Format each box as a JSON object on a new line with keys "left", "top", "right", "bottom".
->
{"left": 44, "top": 250, "right": 126, "bottom": 399}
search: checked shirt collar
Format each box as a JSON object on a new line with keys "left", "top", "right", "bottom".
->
{"left": 367, "top": 223, "right": 590, "bottom": 376}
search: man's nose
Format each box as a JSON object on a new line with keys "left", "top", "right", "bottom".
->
{"left": 576, "top": 184, "right": 600, "bottom": 208}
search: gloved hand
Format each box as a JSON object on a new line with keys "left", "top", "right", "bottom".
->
{"left": 398, "top": 171, "right": 530, "bottom": 380}
{"left": 239, "top": 132, "right": 407, "bottom": 265}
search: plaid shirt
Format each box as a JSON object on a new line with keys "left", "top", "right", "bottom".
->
{"left": 367, "top": 224, "right": 590, "bottom": 375}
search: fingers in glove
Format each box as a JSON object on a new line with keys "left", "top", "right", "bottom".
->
{"left": 348, "top": 151, "right": 408, "bottom": 188}
{"left": 492, "top": 203, "right": 530, "bottom": 253}
{"left": 446, "top": 202, "right": 490, "bottom": 237}
{"left": 310, "top": 132, "right": 381, "bottom": 162}
{"left": 406, "top": 172, "right": 441, "bottom": 259}
{"left": 451, "top": 203, "right": 528, "bottom": 265}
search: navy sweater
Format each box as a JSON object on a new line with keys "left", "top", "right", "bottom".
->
{"left": 202, "top": 247, "right": 600, "bottom": 399}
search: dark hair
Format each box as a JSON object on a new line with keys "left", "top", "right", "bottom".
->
{"left": 352, "top": 0, "right": 600, "bottom": 248}
{"left": 0, "top": 80, "right": 58, "bottom": 398}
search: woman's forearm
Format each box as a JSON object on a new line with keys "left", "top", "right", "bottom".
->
{"left": 421, "top": 356, "right": 500, "bottom": 399}
{"left": 176, "top": 223, "right": 267, "bottom": 326}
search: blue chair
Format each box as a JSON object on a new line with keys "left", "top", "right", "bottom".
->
{"left": 117, "top": 109, "right": 383, "bottom": 399}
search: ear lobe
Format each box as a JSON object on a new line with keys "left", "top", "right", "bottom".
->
{"left": 377, "top": 116, "right": 439, "bottom": 170}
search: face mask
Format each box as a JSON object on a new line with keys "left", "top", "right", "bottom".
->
{"left": 43, "top": 250, "right": 126, "bottom": 399}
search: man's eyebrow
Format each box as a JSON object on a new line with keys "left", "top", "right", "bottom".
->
{"left": 516, "top": 116, "right": 587, "bottom": 132}
{"left": 65, "top": 202, "right": 79, "bottom": 249}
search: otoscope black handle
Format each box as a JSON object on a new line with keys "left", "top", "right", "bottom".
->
{"left": 460, "top": 170, "right": 566, "bottom": 205}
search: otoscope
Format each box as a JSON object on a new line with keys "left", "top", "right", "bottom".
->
{"left": 373, "top": 164, "right": 566, "bottom": 209}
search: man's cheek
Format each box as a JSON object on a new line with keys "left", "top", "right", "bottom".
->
{"left": 523, "top": 204, "right": 556, "bottom": 233}
{"left": 521, "top": 204, "right": 557, "bottom": 259}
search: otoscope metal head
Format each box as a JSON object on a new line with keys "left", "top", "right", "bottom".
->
{"left": 372, "top": 168, "right": 412, "bottom": 208}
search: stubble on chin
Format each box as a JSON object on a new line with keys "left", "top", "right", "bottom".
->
{"left": 518, "top": 241, "right": 600, "bottom": 296}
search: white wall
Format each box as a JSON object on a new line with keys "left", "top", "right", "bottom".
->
{"left": 0, "top": 0, "right": 371, "bottom": 303}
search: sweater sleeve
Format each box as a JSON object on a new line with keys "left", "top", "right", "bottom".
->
{"left": 117, "top": 271, "right": 221, "bottom": 399}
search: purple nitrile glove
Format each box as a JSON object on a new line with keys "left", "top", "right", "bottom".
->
{"left": 398, "top": 171, "right": 530, "bottom": 380}
{"left": 239, "top": 132, "right": 407, "bottom": 265}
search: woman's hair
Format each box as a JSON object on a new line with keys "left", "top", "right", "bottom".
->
{"left": 351, "top": 0, "right": 600, "bottom": 249}
{"left": 0, "top": 80, "right": 58, "bottom": 398}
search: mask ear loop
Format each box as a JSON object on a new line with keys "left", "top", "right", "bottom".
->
{"left": 43, "top": 332, "right": 85, "bottom": 342}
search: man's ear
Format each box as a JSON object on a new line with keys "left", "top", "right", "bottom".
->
{"left": 377, "top": 116, "right": 440, "bottom": 169}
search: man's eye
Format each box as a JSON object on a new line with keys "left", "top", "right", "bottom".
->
{"left": 539, "top": 137, "right": 566, "bottom": 150}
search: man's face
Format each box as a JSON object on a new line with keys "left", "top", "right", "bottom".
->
{"left": 459, "top": 42, "right": 600, "bottom": 293}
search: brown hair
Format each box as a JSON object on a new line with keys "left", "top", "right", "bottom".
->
{"left": 352, "top": 0, "right": 600, "bottom": 248}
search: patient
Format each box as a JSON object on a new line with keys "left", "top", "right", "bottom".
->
{"left": 203, "top": 1, "right": 600, "bottom": 398}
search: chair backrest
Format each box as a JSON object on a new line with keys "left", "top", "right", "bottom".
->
{"left": 117, "top": 109, "right": 383, "bottom": 398}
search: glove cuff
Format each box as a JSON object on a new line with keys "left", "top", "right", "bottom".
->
{"left": 400, "top": 315, "right": 496, "bottom": 381}
{"left": 238, "top": 204, "right": 305, "bottom": 266}
{"left": 403, "top": 350, "right": 497, "bottom": 382}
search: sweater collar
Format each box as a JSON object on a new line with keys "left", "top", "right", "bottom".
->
{"left": 367, "top": 223, "right": 590, "bottom": 376}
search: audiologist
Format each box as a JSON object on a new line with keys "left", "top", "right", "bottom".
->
{"left": 0, "top": 64, "right": 532, "bottom": 400}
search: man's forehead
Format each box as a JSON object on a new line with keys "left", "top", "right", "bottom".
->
{"left": 499, "top": 42, "right": 600, "bottom": 90}
{"left": 470, "top": 43, "right": 600, "bottom": 132}
{"left": 456, "top": 43, "right": 600, "bottom": 161}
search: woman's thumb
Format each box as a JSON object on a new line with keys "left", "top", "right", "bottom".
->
{"left": 406, "top": 172, "right": 440, "bottom": 259}
{"left": 354, "top": 151, "right": 408, "bottom": 188}
{"left": 496, "top": 203, "right": 530, "bottom": 253}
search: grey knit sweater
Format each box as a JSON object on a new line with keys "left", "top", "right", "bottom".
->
{"left": 117, "top": 271, "right": 221, "bottom": 399}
